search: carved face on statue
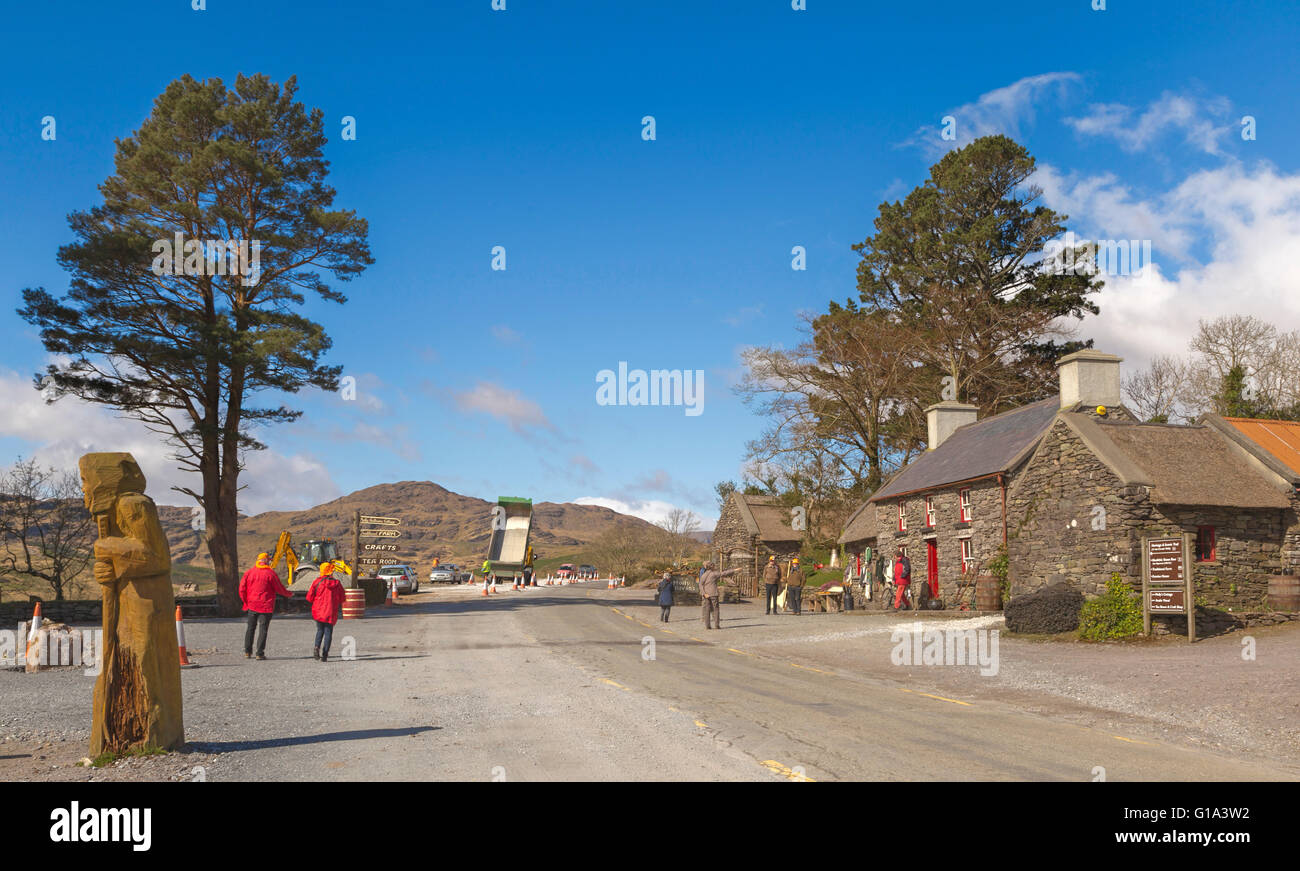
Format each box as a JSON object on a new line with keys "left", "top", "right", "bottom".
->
{"left": 78, "top": 452, "right": 147, "bottom": 513}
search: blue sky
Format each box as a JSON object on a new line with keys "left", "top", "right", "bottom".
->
{"left": 2, "top": 0, "right": 1298, "bottom": 524}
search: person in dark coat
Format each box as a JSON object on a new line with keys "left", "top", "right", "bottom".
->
{"left": 656, "top": 571, "right": 674, "bottom": 622}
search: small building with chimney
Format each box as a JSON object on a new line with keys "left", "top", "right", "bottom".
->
{"left": 712, "top": 493, "right": 802, "bottom": 597}
{"left": 863, "top": 350, "right": 1139, "bottom": 607}
{"left": 1003, "top": 358, "right": 1298, "bottom": 610}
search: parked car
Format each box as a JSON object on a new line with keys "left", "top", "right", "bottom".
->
{"left": 377, "top": 564, "right": 419, "bottom": 593}
{"left": 428, "top": 564, "right": 456, "bottom": 584}
{"left": 455, "top": 566, "right": 472, "bottom": 582}
{"left": 557, "top": 563, "right": 576, "bottom": 579}
{"left": 578, "top": 564, "right": 597, "bottom": 579}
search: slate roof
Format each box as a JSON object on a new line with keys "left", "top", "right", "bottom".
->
{"left": 838, "top": 500, "right": 878, "bottom": 545}
{"left": 870, "top": 397, "right": 1060, "bottom": 502}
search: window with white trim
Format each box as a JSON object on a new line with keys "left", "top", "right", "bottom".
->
{"left": 959, "top": 488, "right": 972, "bottom": 522}
{"left": 924, "top": 497, "right": 935, "bottom": 528}
{"left": 960, "top": 538, "right": 975, "bottom": 574}
{"left": 898, "top": 500, "right": 907, "bottom": 531}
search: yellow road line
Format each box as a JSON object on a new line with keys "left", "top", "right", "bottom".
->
{"left": 761, "top": 760, "right": 815, "bottom": 782}
{"left": 790, "top": 663, "right": 831, "bottom": 675}
{"left": 900, "top": 688, "right": 972, "bottom": 707}
{"left": 694, "top": 720, "right": 709, "bottom": 729}
{"left": 600, "top": 678, "right": 630, "bottom": 692}
{"left": 1113, "top": 735, "right": 1152, "bottom": 745}
{"left": 689, "top": 637, "right": 706, "bottom": 643}
{"left": 661, "top": 629, "right": 676, "bottom": 635}
{"left": 726, "top": 648, "right": 753, "bottom": 656}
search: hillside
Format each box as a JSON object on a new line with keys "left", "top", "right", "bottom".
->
{"left": 157, "top": 481, "right": 661, "bottom": 572}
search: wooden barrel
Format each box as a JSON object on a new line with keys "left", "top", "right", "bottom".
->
{"left": 975, "top": 574, "right": 1003, "bottom": 611}
{"left": 342, "top": 587, "right": 366, "bottom": 620}
{"left": 1267, "top": 575, "right": 1300, "bottom": 612}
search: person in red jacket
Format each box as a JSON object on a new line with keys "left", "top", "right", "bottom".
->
{"left": 306, "top": 562, "right": 346, "bottom": 662}
{"left": 239, "top": 552, "right": 292, "bottom": 660}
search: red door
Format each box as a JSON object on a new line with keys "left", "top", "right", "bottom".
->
{"left": 926, "top": 540, "right": 938, "bottom": 598}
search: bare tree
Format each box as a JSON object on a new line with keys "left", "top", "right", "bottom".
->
{"left": 656, "top": 508, "right": 701, "bottom": 567}
{"left": 738, "top": 308, "right": 920, "bottom": 495}
{"left": 1182, "top": 316, "right": 1300, "bottom": 417}
{"left": 587, "top": 524, "right": 662, "bottom": 581}
{"left": 0, "top": 458, "right": 95, "bottom": 601}
{"left": 1123, "top": 355, "right": 1190, "bottom": 422}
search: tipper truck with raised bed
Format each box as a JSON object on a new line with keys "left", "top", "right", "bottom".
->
{"left": 485, "top": 496, "right": 533, "bottom": 584}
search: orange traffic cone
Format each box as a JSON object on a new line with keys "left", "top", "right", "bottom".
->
{"left": 176, "top": 605, "right": 195, "bottom": 667}
{"left": 25, "top": 602, "right": 42, "bottom": 673}
{"left": 384, "top": 579, "right": 395, "bottom": 607}
{"left": 481, "top": 577, "right": 489, "bottom": 596}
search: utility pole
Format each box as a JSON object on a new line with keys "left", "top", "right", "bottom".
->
{"left": 351, "top": 509, "right": 361, "bottom": 590}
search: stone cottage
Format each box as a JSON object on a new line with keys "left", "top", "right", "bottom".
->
{"left": 1006, "top": 388, "right": 1296, "bottom": 610}
{"left": 712, "top": 493, "right": 802, "bottom": 597}
{"left": 867, "top": 388, "right": 1069, "bottom": 606}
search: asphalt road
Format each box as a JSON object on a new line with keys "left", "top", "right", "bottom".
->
{"left": 4, "top": 582, "right": 1297, "bottom": 781}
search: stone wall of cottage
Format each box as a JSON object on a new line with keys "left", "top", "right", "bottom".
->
{"left": 1007, "top": 418, "right": 1289, "bottom": 609}
{"left": 1007, "top": 419, "right": 1142, "bottom": 598}
{"left": 710, "top": 497, "right": 800, "bottom": 596}
{"left": 872, "top": 480, "right": 1005, "bottom": 606}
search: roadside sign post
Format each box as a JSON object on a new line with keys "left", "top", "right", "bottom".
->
{"left": 356, "top": 514, "right": 403, "bottom": 592}
{"left": 1142, "top": 533, "right": 1196, "bottom": 642}
{"left": 351, "top": 509, "right": 361, "bottom": 589}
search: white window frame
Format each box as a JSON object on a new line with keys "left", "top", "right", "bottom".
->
{"left": 925, "top": 496, "right": 936, "bottom": 528}
{"left": 898, "top": 500, "right": 907, "bottom": 531}
{"left": 960, "top": 538, "right": 974, "bottom": 574}
{"left": 959, "top": 488, "right": 972, "bottom": 522}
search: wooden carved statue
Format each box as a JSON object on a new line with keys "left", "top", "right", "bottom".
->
{"left": 79, "top": 452, "right": 184, "bottom": 755}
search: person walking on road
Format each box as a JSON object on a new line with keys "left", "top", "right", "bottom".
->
{"left": 762, "top": 555, "right": 781, "bottom": 615}
{"left": 239, "top": 552, "right": 293, "bottom": 660}
{"left": 785, "top": 558, "right": 806, "bottom": 615}
{"left": 656, "top": 570, "right": 675, "bottom": 622}
{"left": 893, "top": 547, "right": 913, "bottom": 611}
{"left": 700, "top": 562, "right": 741, "bottom": 629}
{"left": 306, "top": 562, "right": 346, "bottom": 662}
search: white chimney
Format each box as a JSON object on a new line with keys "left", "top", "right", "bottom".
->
{"left": 926, "top": 401, "right": 978, "bottom": 451}
{"left": 1057, "top": 349, "right": 1123, "bottom": 410}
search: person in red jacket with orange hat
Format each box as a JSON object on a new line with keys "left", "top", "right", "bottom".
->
{"left": 306, "top": 562, "right": 346, "bottom": 662}
{"left": 239, "top": 552, "right": 292, "bottom": 660}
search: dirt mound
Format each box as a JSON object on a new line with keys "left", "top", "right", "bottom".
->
{"left": 1005, "top": 583, "right": 1085, "bottom": 634}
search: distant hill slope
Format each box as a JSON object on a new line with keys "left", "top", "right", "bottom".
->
{"left": 158, "top": 481, "right": 660, "bottom": 572}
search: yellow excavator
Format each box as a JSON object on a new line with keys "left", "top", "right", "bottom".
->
{"left": 269, "top": 531, "right": 353, "bottom": 593}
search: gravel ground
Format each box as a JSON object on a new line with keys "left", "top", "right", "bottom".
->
{"left": 3, "top": 581, "right": 1294, "bottom": 780}
{"left": 1, "top": 581, "right": 766, "bottom": 781}
{"left": 614, "top": 591, "right": 1300, "bottom": 765}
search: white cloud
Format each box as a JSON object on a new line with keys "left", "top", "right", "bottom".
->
{"left": 453, "top": 382, "right": 553, "bottom": 433}
{"left": 0, "top": 369, "right": 341, "bottom": 514}
{"left": 1065, "top": 91, "right": 1233, "bottom": 155}
{"left": 907, "top": 72, "right": 1082, "bottom": 156}
{"left": 573, "top": 495, "right": 715, "bottom": 528}
{"left": 490, "top": 325, "right": 523, "bottom": 344}
{"left": 1041, "top": 161, "right": 1300, "bottom": 370}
